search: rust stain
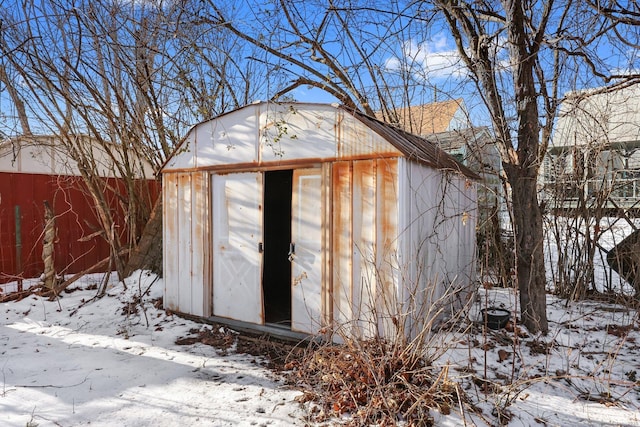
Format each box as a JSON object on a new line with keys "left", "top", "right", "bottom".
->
{"left": 192, "top": 173, "right": 206, "bottom": 239}
{"left": 377, "top": 158, "right": 399, "bottom": 305}
{"left": 378, "top": 158, "right": 398, "bottom": 249}
{"left": 332, "top": 161, "right": 353, "bottom": 323}
{"left": 161, "top": 155, "right": 399, "bottom": 175}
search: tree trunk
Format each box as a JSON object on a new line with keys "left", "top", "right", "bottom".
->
{"left": 42, "top": 200, "right": 56, "bottom": 289}
{"left": 124, "top": 195, "right": 163, "bottom": 277}
{"left": 508, "top": 165, "right": 548, "bottom": 333}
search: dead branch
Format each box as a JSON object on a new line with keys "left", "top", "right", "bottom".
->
{"left": 48, "top": 248, "right": 130, "bottom": 297}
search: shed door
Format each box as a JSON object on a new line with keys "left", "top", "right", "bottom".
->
{"left": 291, "top": 168, "right": 323, "bottom": 333}
{"left": 212, "top": 172, "right": 263, "bottom": 324}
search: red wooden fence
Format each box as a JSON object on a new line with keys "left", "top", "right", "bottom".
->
{"left": 0, "top": 172, "right": 160, "bottom": 284}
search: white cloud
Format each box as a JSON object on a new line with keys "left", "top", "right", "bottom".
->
{"left": 386, "top": 33, "right": 511, "bottom": 80}
{"left": 386, "top": 35, "right": 466, "bottom": 80}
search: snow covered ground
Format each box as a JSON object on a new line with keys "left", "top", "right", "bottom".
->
{"left": 1, "top": 272, "right": 306, "bottom": 426}
{"left": 1, "top": 270, "right": 639, "bottom": 426}
{"left": 456, "top": 287, "right": 640, "bottom": 426}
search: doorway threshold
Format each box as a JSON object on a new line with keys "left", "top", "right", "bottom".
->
{"left": 201, "top": 315, "right": 313, "bottom": 343}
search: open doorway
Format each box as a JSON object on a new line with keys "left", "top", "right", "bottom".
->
{"left": 262, "top": 169, "right": 293, "bottom": 326}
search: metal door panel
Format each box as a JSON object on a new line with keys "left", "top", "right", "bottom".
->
{"left": 291, "top": 168, "right": 323, "bottom": 333}
{"left": 212, "top": 173, "right": 263, "bottom": 324}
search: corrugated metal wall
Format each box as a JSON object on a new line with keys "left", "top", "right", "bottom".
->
{"left": 0, "top": 172, "right": 160, "bottom": 284}
{"left": 163, "top": 172, "right": 210, "bottom": 316}
{"left": 163, "top": 156, "right": 477, "bottom": 340}
{"left": 161, "top": 103, "right": 477, "bottom": 340}
{"left": 331, "top": 158, "right": 400, "bottom": 339}
{"left": 398, "top": 160, "right": 477, "bottom": 336}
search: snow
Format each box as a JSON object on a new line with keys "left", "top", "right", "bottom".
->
{"left": 454, "top": 287, "right": 640, "bottom": 426}
{"left": 1, "top": 272, "right": 305, "bottom": 426}
{"left": 1, "top": 268, "right": 639, "bottom": 426}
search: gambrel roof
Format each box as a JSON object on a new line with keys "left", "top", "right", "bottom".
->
{"left": 162, "top": 102, "right": 477, "bottom": 179}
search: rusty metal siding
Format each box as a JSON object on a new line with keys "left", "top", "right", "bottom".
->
{"left": 330, "top": 158, "right": 401, "bottom": 339}
{"left": 332, "top": 161, "right": 353, "bottom": 330}
{"left": 348, "top": 108, "right": 479, "bottom": 179}
{"left": 163, "top": 173, "right": 180, "bottom": 311}
{"left": 170, "top": 172, "right": 210, "bottom": 316}
{"left": 375, "top": 159, "right": 400, "bottom": 337}
{"left": 161, "top": 102, "right": 478, "bottom": 341}
{"left": 163, "top": 172, "right": 210, "bottom": 315}
{"left": 191, "top": 172, "right": 210, "bottom": 316}
{"left": 321, "top": 163, "right": 332, "bottom": 328}
{"left": 352, "top": 160, "right": 377, "bottom": 337}
{"left": 336, "top": 110, "right": 401, "bottom": 160}
{"left": 163, "top": 103, "right": 404, "bottom": 174}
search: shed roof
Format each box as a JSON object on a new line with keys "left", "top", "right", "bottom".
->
{"left": 349, "top": 108, "right": 478, "bottom": 178}
{"left": 162, "top": 102, "right": 477, "bottom": 179}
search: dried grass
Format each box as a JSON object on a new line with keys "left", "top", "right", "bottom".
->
{"left": 285, "top": 337, "right": 465, "bottom": 426}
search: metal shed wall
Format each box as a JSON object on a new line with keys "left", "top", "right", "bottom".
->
{"left": 398, "top": 159, "right": 477, "bottom": 336}
{"left": 163, "top": 171, "right": 210, "bottom": 316}
{"left": 163, "top": 103, "right": 402, "bottom": 172}
{"left": 162, "top": 102, "right": 477, "bottom": 340}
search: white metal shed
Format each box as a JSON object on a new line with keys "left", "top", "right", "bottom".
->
{"left": 161, "top": 102, "right": 477, "bottom": 340}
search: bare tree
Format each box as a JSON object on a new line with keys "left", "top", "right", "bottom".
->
{"left": 204, "top": 0, "right": 640, "bottom": 333}
{"left": 207, "top": 1, "right": 448, "bottom": 117}
{"left": 431, "top": 0, "right": 640, "bottom": 332}
{"left": 0, "top": 0, "right": 259, "bottom": 282}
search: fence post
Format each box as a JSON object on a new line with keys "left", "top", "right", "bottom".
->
{"left": 15, "top": 205, "right": 23, "bottom": 292}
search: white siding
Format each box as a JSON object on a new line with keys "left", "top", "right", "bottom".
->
{"left": 260, "top": 104, "right": 336, "bottom": 162}
{"left": 162, "top": 172, "right": 209, "bottom": 316}
{"left": 291, "top": 168, "right": 324, "bottom": 333}
{"left": 554, "top": 85, "right": 640, "bottom": 148}
{"left": 0, "top": 137, "right": 153, "bottom": 177}
{"left": 397, "top": 160, "right": 477, "bottom": 336}
{"left": 190, "top": 172, "right": 209, "bottom": 316}
{"left": 163, "top": 174, "right": 180, "bottom": 312}
{"left": 331, "top": 158, "right": 401, "bottom": 340}
{"left": 162, "top": 103, "right": 402, "bottom": 172}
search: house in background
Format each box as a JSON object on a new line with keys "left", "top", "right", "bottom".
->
{"left": 380, "top": 98, "right": 470, "bottom": 135}
{"left": 423, "top": 127, "right": 501, "bottom": 223}
{"left": 0, "top": 135, "right": 158, "bottom": 285}
{"left": 542, "top": 85, "right": 640, "bottom": 215}
{"left": 161, "top": 102, "right": 478, "bottom": 340}
{"left": 382, "top": 100, "right": 502, "bottom": 224}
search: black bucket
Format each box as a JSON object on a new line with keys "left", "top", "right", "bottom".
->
{"left": 481, "top": 307, "right": 511, "bottom": 330}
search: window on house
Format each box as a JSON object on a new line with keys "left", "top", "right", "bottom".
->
{"left": 452, "top": 153, "right": 464, "bottom": 163}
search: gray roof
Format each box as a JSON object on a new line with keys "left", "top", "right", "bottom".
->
{"left": 350, "top": 108, "right": 479, "bottom": 179}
